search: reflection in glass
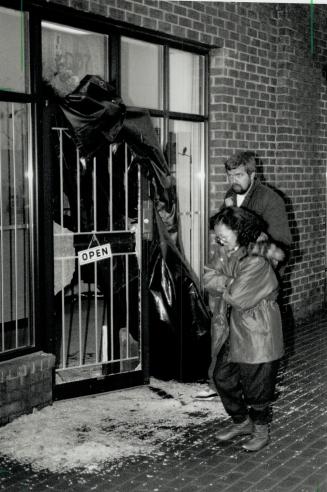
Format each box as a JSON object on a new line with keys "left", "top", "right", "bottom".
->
{"left": 42, "top": 22, "right": 108, "bottom": 97}
{"left": 0, "top": 7, "right": 29, "bottom": 93}
{"left": 121, "top": 37, "right": 163, "bottom": 109}
{"left": 151, "top": 117, "right": 164, "bottom": 151}
{"left": 169, "top": 49, "right": 204, "bottom": 115}
{"left": 168, "top": 121, "right": 205, "bottom": 280}
{"left": 0, "top": 102, "right": 33, "bottom": 352}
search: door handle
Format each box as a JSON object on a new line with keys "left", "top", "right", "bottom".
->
{"left": 142, "top": 199, "right": 153, "bottom": 240}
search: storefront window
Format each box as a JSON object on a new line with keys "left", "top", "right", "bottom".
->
{"left": 42, "top": 22, "right": 109, "bottom": 96}
{"left": 0, "top": 7, "right": 29, "bottom": 93}
{"left": 121, "top": 37, "right": 163, "bottom": 109}
{"left": 0, "top": 102, "right": 34, "bottom": 352}
{"left": 0, "top": 3, "right": 207, "bottom": 372}
{"left": 169, "top": 49, "right": 204, "bottom": 115}
{"left": 168, "top": 121, "right": 205, "bottom": 279}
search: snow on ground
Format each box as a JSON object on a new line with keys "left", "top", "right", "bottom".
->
{"left": 0, "top": 379, "right": 226, "bottom": 474}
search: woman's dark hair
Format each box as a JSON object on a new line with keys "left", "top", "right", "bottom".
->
{"left": 210, "top": 206, "right": 266, "bottom": 247}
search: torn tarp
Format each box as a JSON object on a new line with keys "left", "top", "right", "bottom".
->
{"left": 60, "top": 75, "right": 173, "bottom": 211}
{"left": 59, "top": 75, "right": 126, "bottom": 160}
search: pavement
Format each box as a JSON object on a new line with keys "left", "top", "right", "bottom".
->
{"left": 1, "top": 311, "right": 327, "bottom": 491}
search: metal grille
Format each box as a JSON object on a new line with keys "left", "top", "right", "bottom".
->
{"left": 0, "top": 102, "right": 34, "bottom": 353}
{"left": 53, "top": 128, "right": 141, "bottom": 384}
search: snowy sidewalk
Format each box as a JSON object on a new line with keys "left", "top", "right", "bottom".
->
{"left": 0, "top": 314, "right": 327, "bottom": 491}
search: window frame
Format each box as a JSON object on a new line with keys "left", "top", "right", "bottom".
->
{"left": 118, "top": 37, "right": 209, "bottom": 283}
{"left": 0, "top": 0, "right": 210, "bottom": 362}
{"left": 0, "top": 2, "right": 36, "bottom": 361}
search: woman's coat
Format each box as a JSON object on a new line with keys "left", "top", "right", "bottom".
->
{"left": 204, "top": 244, "right": 284, "bottom": 364}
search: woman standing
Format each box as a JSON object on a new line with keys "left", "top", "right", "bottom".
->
{"left": 203, "top": 207, "right": 284, "bottom": 452}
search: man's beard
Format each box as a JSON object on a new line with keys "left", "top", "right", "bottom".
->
{"left": 232, "top": 183, "right": 250, "bottom": 194}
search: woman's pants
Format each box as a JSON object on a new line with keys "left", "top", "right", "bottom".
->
{"left": 213, "top": 342, "right": 279, "bottom": 425}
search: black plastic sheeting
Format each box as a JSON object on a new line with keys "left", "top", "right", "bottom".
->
{"left": 148, "top": 209, "right": 211, "bottom": 381}
{"left": 53, "top": 75, "right": 211, "bottom": 381}
{"left": 60, "top": 75, "right": 173, "bottom": 214}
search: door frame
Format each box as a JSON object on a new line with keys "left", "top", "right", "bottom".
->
{"left": 32, "top": 11, "right": 153, "bottom": 399}
{"left": 20, "top": 0, "right": 209, "bottom": 398}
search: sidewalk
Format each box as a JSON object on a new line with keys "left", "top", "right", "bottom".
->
{"left": 1, "top": 313, "right": 327, "bottom": 491}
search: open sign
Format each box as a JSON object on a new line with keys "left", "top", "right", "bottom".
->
{"left": 78, "top": 243, "right": 112, "bottom": 265}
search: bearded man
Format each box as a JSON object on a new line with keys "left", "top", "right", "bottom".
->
{"left": 222, "top": 151, "right": 291, "bottom": 249}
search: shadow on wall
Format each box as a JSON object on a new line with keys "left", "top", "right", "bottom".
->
{"left": 278, "top": 191, "right": 301, "bottom": 360}
{"left": 255, "top": 157, "right": 301, "bottom": 361}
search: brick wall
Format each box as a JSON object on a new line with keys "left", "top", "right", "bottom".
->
{"left": 0, "top": 352, "right": 55, "bottom": 426}
{"left": 275, "top": 5, "right": 327, "bottom": 316}
{"left": 208, "top": 3, "right": 327, "bottom": 318}
{"left": 45, "top": 0, "right": 327, "bottom": 319}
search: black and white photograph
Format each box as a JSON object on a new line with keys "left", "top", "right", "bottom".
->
{"left": 0, "top": 0, "right": 326, "bottom": 490}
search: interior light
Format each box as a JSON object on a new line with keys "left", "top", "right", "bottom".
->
{"left": 42, "top": 22, "right": 90, "bottom": 35}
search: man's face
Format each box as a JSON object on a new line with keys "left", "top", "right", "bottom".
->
{"left": 226, "top": 165, "right": 254, "bottom": 194}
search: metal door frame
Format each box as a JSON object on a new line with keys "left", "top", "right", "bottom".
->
{"left": 22, "top": 0, "right": 210, "bottom": 397}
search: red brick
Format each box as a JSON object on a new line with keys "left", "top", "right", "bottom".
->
{"left": 149, "top": 7, "right": 163, "bottom": 20}
{"left": 173, "top": 5, "right": 187, "bottom": 17}
{"left": 70, "top": 0, "right": 89, "bottom": 9}
{"left": 142, "top": 17, "right": 157, "bottom": 30}
{"left": 158, "top": 21, "right": 172, "bottom": 33}
{"left": 187, "top": 29, "right": 200, "bottom": 41}
{"left": 133, "top": 3, "right": 149, "bottom": 16}
{"left": 191, "top": 2, "right": 205, "bottom": 13}
{"left": 158, "top": 1, "right": 173, "bottom": 12}
{"left": 90, "top": 2, "right": 107, "bottom": 15}
{"left": 193, "top": 21, "right": 205, "bottom": 32}
{"left": 172, "top": 25, "right": 186, "bottom": 38}
{"left": 126, "top": 12, "right": 142, "bottom": 25}
{"left": 108, "top": 7, "right": 125, "bottom": 21}
{"left": 179, "top": 16, "right": 192, "bottom": 28}
{"left": 165, "top": 12, "right": 178, "bottom": 24}
{"left": 118, "top": 0, "right": 133, "bottom": 10}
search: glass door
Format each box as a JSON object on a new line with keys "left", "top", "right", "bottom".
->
{"left": 52, "top": 139, "right": 142, "bottom": 385}
{"left": 42, "top": 22, "right": 143, "bottom": 387}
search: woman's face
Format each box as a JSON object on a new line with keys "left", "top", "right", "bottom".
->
{"left": 214, "top": 222, "right": 238, "bottom": 252}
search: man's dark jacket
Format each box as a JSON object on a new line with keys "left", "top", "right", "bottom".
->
{"left": 224, "top": 178, "right": 292, "bottom": 249}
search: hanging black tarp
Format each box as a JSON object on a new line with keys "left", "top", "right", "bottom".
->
{"left": 148, "top": 209, "right": 211, "bottom": 381}
{"left": 60, "top": 75, "right": 173, "bottom": 212}
{"left": 55, "top": 74, "right": 210, "bottom": 381}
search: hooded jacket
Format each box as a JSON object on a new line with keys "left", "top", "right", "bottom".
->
{"left": 204, "top": 242, "right": 284, "bottom": 364}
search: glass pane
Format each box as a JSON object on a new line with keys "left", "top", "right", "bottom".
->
{"left": 121, "top": 37, "right": 163, "bottom": 109}
{"left": 0, "top": 102, "right": 34, "bottom": 352}
{"left": 51, "top": 132, "right": 142, "bottom": 383}
{"left": 54, "top": 252, "right": 141, "bottom": 378}
{"left": 0, "top": 7, "right": 29, "bottom": 93}
{"left": 168, "top": 121, "right": 205, "bottom": 279}
{"left": 42, "top": 22, "right": 108, "bottom": 97}
{"left": 169, "top": 49, "right": 204, "bottom": 115}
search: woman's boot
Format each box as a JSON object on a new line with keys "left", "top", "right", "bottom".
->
{"left": 217, "top": 417, "right": 253, "bottom": 441}
{"left": 242, "top": 423, "right": 269, "bottom": 451}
